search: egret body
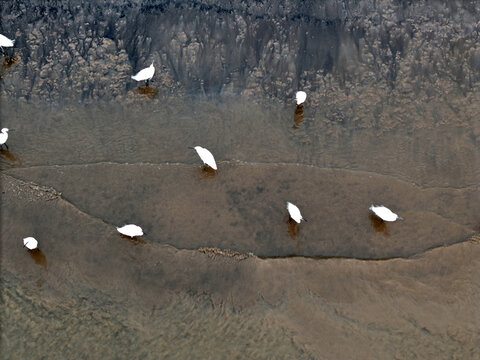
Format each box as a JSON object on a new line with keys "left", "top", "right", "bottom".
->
{"left": 286, "top": 202, "right": 306, "bottom": 223}
{"left": 0, "top": 128, "right": 10, "bottom": 149}
{"left": 131, "top": 60, "right": 155, "bottom": 86}
{"left": 191, "top": 146, "right": 217, "bottom": 170}
{"left": 117, "top": 224, "right": 143, "bottom": 238}
{"left": 369, "top": 205, "right": 403, "bottom": 222}
{"left": 23, "top": 237, "right": 38, "bottom": 250}
{"left": 296, "top": 91, "right": 307, "bottom": 105}
{"left": 0, "top": 34, "right": 15, "bottom": 51}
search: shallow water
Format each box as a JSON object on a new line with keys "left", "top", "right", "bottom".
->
{"left": 1, "top": 1, "right": 480, "bottom": 359}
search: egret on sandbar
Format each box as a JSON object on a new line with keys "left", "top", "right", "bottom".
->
{"left": 0, "top": 128, "right": 10, "bottom": 149}
{"left": 295, "top": 91, "right": 307, "bottom": 105}
{"left": 287, "top": 202, "right": 307, "bottom": 223}
{"left": 117, "top": 224, "right": 143, "bottom": 238}
{"left": 369, "top": 205, "right": 403, "bottom": 222}
{"left": 131, "top": 60, "right": 155, "bottom": 86}
{"left": 23, "top": 237, "right": 38, "bottom": 250}
{"left": 0, "top": 34, "right": 15, "bottom": 52}
{"left": 190, "top": 146, "right": 217, "bottom": 170}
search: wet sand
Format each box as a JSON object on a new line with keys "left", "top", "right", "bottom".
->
{"left": 1, "top": 174, "right": 479, "bottom": 359}
{"left": 1, "top": 0, "right": 480, "bottom": 359}
{"left": 3, "top": 162, "right": 478, "bottom": 258}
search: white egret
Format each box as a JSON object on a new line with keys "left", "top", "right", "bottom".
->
{"left": 0, "top": 128, "right": 10, "bottom": 149}
{"left": 295, "top": 91, "right": 307, "bottom": 105}
{"left": 23, "top": 237, "right": 38, "bottom": 250}
{"left": 0, "top": 34, "right": 15, "bottom": 52}
{"left": 369, "top": 205, "right": 403, "bottom": 222}
{"left": 190, "top": 146, "right": 217, "bottom": 170}
{"left": 131, "top": 60, "right": 155, "bottom": 86}
{"left": 286, "top": 202, "right": 307, "bottom": 223}
{"left": 117, "top": 224, "right": 144, "bottom": 238}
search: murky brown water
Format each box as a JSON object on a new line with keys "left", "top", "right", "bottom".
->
{"left": 1, "top": 1, "right": 480, "bottom": 359}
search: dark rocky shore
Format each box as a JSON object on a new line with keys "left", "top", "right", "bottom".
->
{"left": 1, "top": 0, "right": 479, "bottom": 105}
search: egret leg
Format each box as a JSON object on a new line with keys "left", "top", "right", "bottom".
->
{"left": 145, "top": 79, "right": 149, "bottom": 87}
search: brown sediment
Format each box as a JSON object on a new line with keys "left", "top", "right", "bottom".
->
{"left": 198, "top": 247, "right": 254, "bottom": 260}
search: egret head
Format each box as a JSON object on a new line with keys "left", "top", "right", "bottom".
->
{"left": 1, "top": 128, "right": 9, "bottom": 133}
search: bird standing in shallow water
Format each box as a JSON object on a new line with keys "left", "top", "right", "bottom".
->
{"left": 131, "top": 60, "right": 155, "bottom": 86}
{"left": 295, "top": 91, "right": 307, "bottom": 105}
{"left": 286, "top": 202, "right": 307, "bottom": 223}
{"left": 0, "top": 128, "right": 10, "bottom": 149}
{"left": 23, "top": 237, "right": 38, "bottom": 250}
{"left": 117, "top": 224, "right": 144, "bottom": 238}
{"left": 369, "top": 205, "right": 404, "bottom": 222}
{"left": 0, "top": 34, "right": 14, "bottom": 53}
{"left": 190, "top": 146, "right": 217, "bottom": 170}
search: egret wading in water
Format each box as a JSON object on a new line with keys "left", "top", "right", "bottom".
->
{"left": 131, "top": 60, "right": 155, "bottom": 86}
{"left": 23, "top": 237, "right": 38, "bottom": 250}
{"left": 117, "top": 224, "right": 144, "bottom": 238}
{"left": 295, "top": 91, "right": 307, "bottom": 105}
{"left": 286, "top": 202, "right": 307, "bottom": 223}
{"left": 0, "top": 34, "right": 15, "bottom": 53}
{"left": 369, "top": 205, "right": 404, "bottom": 222}
{"left": 190, "top": 146, "right": 217, "bottom": 170}
{"left": 0, "top": 128, "right": 11, "bottom": 149}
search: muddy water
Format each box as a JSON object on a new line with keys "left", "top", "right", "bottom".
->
{"left": 1, "top": 1, "right": 480, "bottom": 359}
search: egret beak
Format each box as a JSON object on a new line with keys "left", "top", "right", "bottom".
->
{"left": 303, "top": 218, "right": 308, "bottom": 222}
{"left": 188, "top": 146, "right": 195, "bottom": 150}
{"left": 397, "top": 216, "right": 404, "bottom": 221}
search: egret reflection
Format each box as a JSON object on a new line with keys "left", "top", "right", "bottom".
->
{"left": 2, "top": 55, "right": 17, "bottom": 70}
{"left": 136, "top": 85, "right": 158, "bottom": 99}
{"left": 119, "top": 233, "right": 147, "bottom": 245}
{"left": 197, "top": 164, "right": 217, "bottom": 179}
{"left": 287, "top": 217, "right": 300, "bottom": 238}
{"left": 369, "top": 213, "right": 389, "bottom": 235}
{"left": 28, "top": 248, "right": 47, "bottom": 270}
{"left": 0, "top": 148, "right": 21, "bottom": 163}
{"left": 293, "top": 104, "right": 304, "bottom": 129}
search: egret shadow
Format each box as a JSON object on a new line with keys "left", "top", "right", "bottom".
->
{"left": 28, "top": 248, "right": 47, "bottom": 270}
{"left": 287, "top": 217, "right": 300, "bottom": 238}
{"left": 2, "top": 55, "right": 18, "bottom": 70}
{"left": 369, "top": 213, "right": 389, "bottom": 235}
{"left": 136, "top": 85, "right": 158, "bottom": 99}
{"left": 292, "top": 104, "right": 304, "bottom": 129}
{"left": 119, "top": 233, "right": 147, "bottom": 245}
{"left": 196, "top": 165, "right": 217, "bottom": 179}
{"left": 0, "top": 149, "right": 21, "bottom": 163}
